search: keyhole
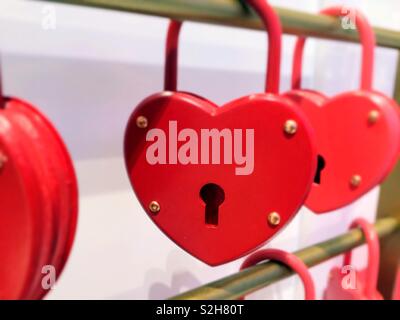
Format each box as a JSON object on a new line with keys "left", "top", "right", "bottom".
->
{"left": 200, "top": 183, "right": 225, "bottom": 227}
{"left": 314, "top": 155, "right": 326, "bottom": 184}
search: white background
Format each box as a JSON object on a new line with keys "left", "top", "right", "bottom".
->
{"left": 0, "top": 0, "right": 399, "bottom": 299}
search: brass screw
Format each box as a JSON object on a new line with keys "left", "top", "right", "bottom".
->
{"left": 350, "top": 175, "right": 362, "bottom": 188}
{"left": 149, "top": 201, "right": 160, "bottom": 214}
{"left": 0, "top": 152, "right": 7, "bottom": 171}
{"left": 368, "top": 110, "right": 380, "bottom": 124}
{"left": 284, "top": 120, "right": 297, "bottom": 135}
{"left": 136, "top": 116, "right": 148, "bottom": 129}
{"left": 267, "top": 212, "right": 281, "bottom": 227}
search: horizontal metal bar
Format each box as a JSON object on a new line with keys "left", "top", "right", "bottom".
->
{"left": 170, "top": 217, "right": 400, "bottom": 300}
{"left": 37, "top": 0, "right": 400, "bottom": 49}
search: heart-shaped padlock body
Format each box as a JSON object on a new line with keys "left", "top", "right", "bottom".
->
{"left": 124, "top": 92, "right": 317, "bottom": 265}
{"left": 285, "top": 90, "right": 400, "bottom": 213}
{"left": 4, "top": 101, "right": 55, "bottom": 300}
{"left": 287, "top": 6, "right": 400, "bottom": 213}
{"left": 0, "top": 97, "right": 78, "bottom": 299}
{"left": 324, "top": 267, "right": 383, "bottom": 300}
{"left": 0, "top": 112, "right": 44, "bottom": 299}
{"left": 5, "top": 98, "right": 78, "bottom": 299}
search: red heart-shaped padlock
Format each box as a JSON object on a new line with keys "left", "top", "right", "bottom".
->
{"left": 0, "top": 96, "right": 78, "bottom": 299}
{"left": 239, "top": 248, "right": 316, "bottom": 300}
{"left": 124, "top": 0, "right": 317, "bottom": 266}
{"left": 285, "top": 7, "right": 400, "bottom": 213}
{"left": 5, "top": 99, "right": 57, "bottom": 300}
{"left": 324, "top": 218, "right": 383, "bottom": 300}
{"left": 6, "top": 98, "right": 79, "bottom": 299}
{"left": 0, "top": 109, "right": 45, "bottom": 300}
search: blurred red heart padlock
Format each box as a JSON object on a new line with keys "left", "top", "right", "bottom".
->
{"left": 124, "top": 0, "right": 317, "bottom": 266}
{"left": 239, "top": 248, "right": 316, "bottom": 300}
{"left": 324, "top": 218, "right": 383, "bottom": 300}
{"left": 0, "top": 109, "right": 45, "bottom": 300}
{"left": 7, "top": 99, "right": 79, "bottom": 300}
{"left": 0, "top": 94, "right": 78, "bottom": 299}
{"left": 285, "top": 6, "right": 400, "bottom": 213}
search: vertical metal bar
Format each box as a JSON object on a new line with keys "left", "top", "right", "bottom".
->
{"left": 377, "top": 50, "right": 400, "bottom": 299}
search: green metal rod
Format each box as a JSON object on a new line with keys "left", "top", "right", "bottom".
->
{"left": 170, "top": 217, "right": 400, "bottom": 300}
{"left": 36, "top": 0, "right": 400, "bottom": 49}
{"left": 394, "top": 52, "right": 400, "bottom": 104}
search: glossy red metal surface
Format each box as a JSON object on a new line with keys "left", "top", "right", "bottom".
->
{"left": 324, "top": 218, "right": 383, "bottom": 300}
{"left": 285, "top": 6, "right": 400, "bottom": 213}
{"left": 7, "top": 99, "right": 79, "bottom": 299}
{"left": 0, "top": 109, "right": 43, "bottom": 299}
{"left": 124, "top": 0, "right": 317, "bottom": 265}
{"left": 0, "top": 97, "right": 78, "bottom": 299}
{"left": 32, "top": 103, "right": 78, "bottom": 300}
{"left": 4, "top": 100, "right": 55, "bottom": 300}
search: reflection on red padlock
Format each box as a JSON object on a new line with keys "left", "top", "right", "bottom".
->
{"left": 239, "top": 249, "right": 316, "bottom": 300}
{"left": 124, "top": 0, "right": 317, "bottom": 266}
{"left": 285, "top": 7, "right": 400, "bottom": 213}
{"left": 324, "top": 218, "right": 383, "bottom": 300}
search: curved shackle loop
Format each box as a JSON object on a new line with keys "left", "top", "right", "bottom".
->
{"left": 239, "top": 249, "right": 316, "bottom": 300}
{"left": 291, "top": 6, "right": 375, "bottom": 91}
{"left": 164, "top": 0, "right": 282, "bottom": 94}
{"left": 343, "top": 218, "right": 380, "bottom": 299}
